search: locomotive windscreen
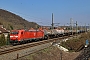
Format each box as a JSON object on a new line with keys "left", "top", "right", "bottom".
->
{"left": 11, "top": 31, "right": 18, "bottom": 34}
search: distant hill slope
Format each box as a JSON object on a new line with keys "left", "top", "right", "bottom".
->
{"left": 0, "top": 9, "right": 39, "bottom": 30}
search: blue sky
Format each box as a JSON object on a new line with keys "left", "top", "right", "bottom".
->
{"left": 0, "top": 0, "right": 90, "bottom": 26}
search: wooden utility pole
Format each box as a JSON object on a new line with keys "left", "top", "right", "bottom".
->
{"left": 60, "top": 50, "right": 62, "bottom": 60}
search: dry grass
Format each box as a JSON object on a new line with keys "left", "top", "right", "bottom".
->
{"left": 17, "top": 46, "right": 80, "bottom": 60}
{"left": 61, "top": 32, "right": 90, "bottom": 51}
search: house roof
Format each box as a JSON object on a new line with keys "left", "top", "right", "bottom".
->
{"left": 0, "top": 27, "right": 9, "bottom": 33}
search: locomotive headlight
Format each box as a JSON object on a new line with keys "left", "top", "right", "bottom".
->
{"left": 15, "top": 36, "right": 18, "bottom": 37}
{"left": 10, "top": 36, "right": 18, "bottom": 38}
{"left": 10, "top": 36, "right": 13, "bottom": 37}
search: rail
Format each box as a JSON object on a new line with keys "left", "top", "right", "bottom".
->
{"left": 0, "top": 35, "right": 70, "bottom": 56}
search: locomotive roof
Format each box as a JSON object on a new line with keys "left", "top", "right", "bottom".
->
{"left": 29, "top": 30, "right": 40, "bottom": 31}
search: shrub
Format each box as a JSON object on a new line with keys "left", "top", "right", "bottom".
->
{"left": 0, "top": 34, "right": 6, "bottom": 46}
{"left": 7, "top": 33, "right": 10, "bottom": 45}
{"left": 61, "top": 32, "right": 90, "bottom": 52}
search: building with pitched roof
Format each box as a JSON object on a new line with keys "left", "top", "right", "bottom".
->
{"left": 0, "top": 25, "right": 9, "bottom": 38}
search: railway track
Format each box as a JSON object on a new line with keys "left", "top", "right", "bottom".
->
{"left": 0, "top": 39, "right": 51, "bottom": 55}
{"left": 0, "top": 35, "right": 70, "bottom": 55}
{"left": 74, "top": 45, "right": 90, "bottom": 60}
{"left": 0, "top": 45, "right": 13, "bottom": 50}
{"left": 0, "top": 35, "right": 74, "bottom": 60}
{"left": 0, "top": 37, "right": 61, "bottom": 54}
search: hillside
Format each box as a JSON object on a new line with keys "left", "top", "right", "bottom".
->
{"left": 0, "top": 9, "right": 39, "bottom": 30}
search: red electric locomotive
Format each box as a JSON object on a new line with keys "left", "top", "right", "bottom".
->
{"left": 10, "top": 29, "right": 45, "bottom": 44}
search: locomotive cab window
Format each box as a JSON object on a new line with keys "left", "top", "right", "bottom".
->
{"left": 11, "top": 31, "right": 18, "bottom": 34}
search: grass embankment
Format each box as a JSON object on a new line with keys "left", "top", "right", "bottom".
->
{"left": 18, "top": 45, "right": 80, "bottom": 60}
{"left": 18, "top": 46, "right": 61, "bottom": 60}
{"left": 61, "top": 32, "right": 90, "bottom": 52}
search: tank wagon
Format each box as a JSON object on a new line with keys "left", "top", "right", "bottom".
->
{"left": 43, "top": 29, "right": 65, "bottom": 38}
